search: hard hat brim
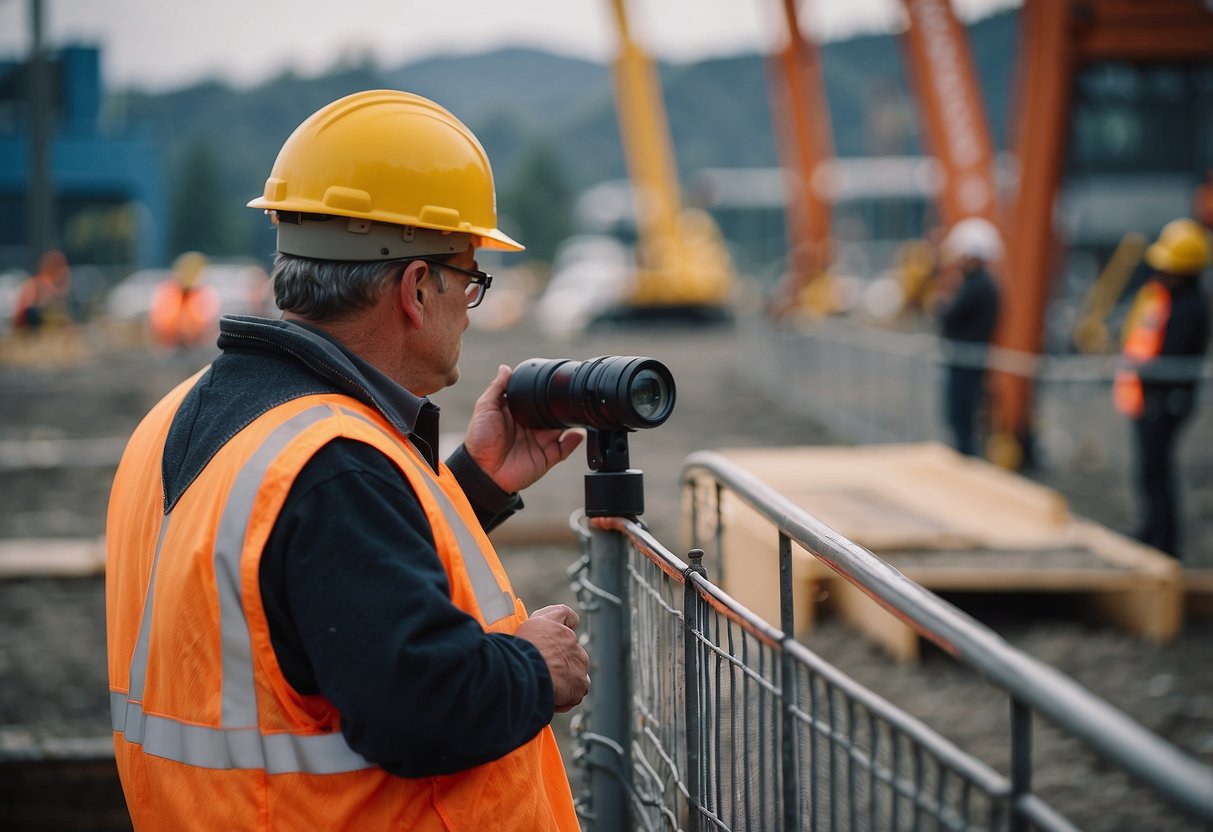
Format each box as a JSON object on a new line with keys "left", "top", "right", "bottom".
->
{"left": 1146, "top": 242, "right": 1199, "bottom": 275}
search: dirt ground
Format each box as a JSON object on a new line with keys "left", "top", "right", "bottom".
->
{"left": 1, "top": 315, "right": 1210, "bottom": 831}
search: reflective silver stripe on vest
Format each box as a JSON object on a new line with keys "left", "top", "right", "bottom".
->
{"left": 214, "top": 405, "right": 331, "bottom": 728}
{"left": 110, "top": 691, "right": 368, "bottom": 775}
{"left": 339, "top": 407, "right": 515, "bottom": 624}
{"left": 112, "top": 404, "right": 372, "bottom": 773}
{"left": 116, "top": 515, "right": 173, "bottom": 745}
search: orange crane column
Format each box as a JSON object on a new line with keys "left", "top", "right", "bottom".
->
{"left": 993, "top": 0, "right": 1074, "bottom": 455}
{"left": 900, "top": 0, "right": 1002, "bottom": 229}
{"left": 768, "top": 0, "right": 835, "bottom": 281}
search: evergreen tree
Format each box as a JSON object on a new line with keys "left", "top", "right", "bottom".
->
{"left": 168, "top": 134, "right": 238, "bottom": 256}
{"left": 502, "top": 140, "right": 574, "bottom": 266}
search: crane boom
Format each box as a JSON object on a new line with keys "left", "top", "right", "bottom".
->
{"left": 769, "top": 0, "right": 834, "bottom": 274}
{"left": 606, "top": 0, "right": 732, "bottom": 311}
{"left": 900, "top": 0, "right": 1001, "bottom": 228}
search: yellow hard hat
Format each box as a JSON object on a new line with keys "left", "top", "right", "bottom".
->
{"left": 1145, "top": 218, "right": 1209, "bottom": 275}
{"left": 172, "top": 251, "right": 208, "bottom": 289}
{"left": 247, "top": 90, "right": 522, "bottom": 259}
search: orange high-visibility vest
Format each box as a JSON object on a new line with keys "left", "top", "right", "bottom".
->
{"left": 1114, "top": 281, "right": 1171, "bottom": 418}
{"left": 148, "top": 281, "right": 220, "bottom": 348}
{"left": 106, "top": 378, "right": 578, "bottom": 831}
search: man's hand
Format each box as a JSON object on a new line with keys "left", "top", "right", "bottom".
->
{"left": 514, "top": 604, "right": 589, "bottom": 714}
{"left": 464, "top": 365, "right": 585, "bottom": 494}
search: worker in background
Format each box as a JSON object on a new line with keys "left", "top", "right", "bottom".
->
{"left": 12, "top": 249, "right": 72, "bottom": 332}
{"left": 931, "top": 217, "right": 1003, "bottom": 457}
{"left": 1113, "top": 218, "right": 1211, "bottom": 560}
{"left": 148, "top": 251, "right": 220, "bottom": 349}
{"left": 106, "top": 90, "right": 588, "bottom": 830}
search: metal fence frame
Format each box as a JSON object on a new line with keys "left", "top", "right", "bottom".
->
{"left": 568, "top": 453, "right": 1213, "bottom": 831}
{"left": 738, "top": 315, "right": 1213, "bottom": 471}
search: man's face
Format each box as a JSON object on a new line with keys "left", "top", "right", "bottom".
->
{"left": 418, "top": 245, "right": 478, "bottom": 393}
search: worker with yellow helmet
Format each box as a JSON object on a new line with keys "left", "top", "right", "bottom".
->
{"left": 1114, "top": 217, "right": 1211, "bottom": 559}
{"left": 148, "top": 251, "right": 220, "bottom": 349}
{"left": 106, "top": 91, "right": 586, "bottom": 830}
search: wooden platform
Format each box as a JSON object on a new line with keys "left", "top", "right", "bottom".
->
{"left": 696, "top": 442, "right": 1185, "bottom": 661}
{"left": 0, "top": 537, "right": 106, "bottom": 579}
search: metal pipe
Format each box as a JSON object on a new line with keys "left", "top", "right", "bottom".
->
{"left": 586, "top": 523, "right": 632, "bottom": 831}
{"left": 681, "top": 451, "right": 1213, "bottom": 823}
{"left": 1010, "top": 697, "right": 1032, "bottom": 832}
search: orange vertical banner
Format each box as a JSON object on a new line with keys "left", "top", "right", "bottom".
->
{"left": 900, "top": 0, "right": 1001, "bottom": 229}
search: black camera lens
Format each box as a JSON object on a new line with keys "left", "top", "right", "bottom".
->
{"left": 506, "top": 356, "right": 676, "bottom": 430}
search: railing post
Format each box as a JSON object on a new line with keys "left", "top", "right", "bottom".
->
{"left": 779, "top": 532, "right": 799, "bottom": 831}
{"left": 1009, "top": 696, "right": 1032, "bottom": 832}
{"left": 684, "top": 549, "right": 708, "bottom": 832}
{"left": 586, "top": 521, "right": 632, "bottom": 832}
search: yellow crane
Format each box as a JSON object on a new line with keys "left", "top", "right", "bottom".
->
{"left": 606, "top": 0, "right": 733, "bottom": 315}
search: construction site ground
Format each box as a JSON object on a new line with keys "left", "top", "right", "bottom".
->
{"left": 1, "top": 315, "right": 1211, "bottom": 831}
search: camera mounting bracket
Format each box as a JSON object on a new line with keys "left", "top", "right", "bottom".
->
{"left": 584, "top": 428, "right": 645, "bottom": 517}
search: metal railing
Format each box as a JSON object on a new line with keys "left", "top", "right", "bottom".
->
{"left": 568, "top": 453, "right": 1213, "bottom": 831}
{"left": 738, "top": 315, "right": 1213, "bottom": 470}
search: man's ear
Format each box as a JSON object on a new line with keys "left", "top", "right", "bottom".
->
{"left": 399, "top": 260, "right": 427, "bottom": 329}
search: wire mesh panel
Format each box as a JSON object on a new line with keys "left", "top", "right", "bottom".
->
{"left": 627, "top": 550, "right": 690, "bottom": 830}
{"left": 573, "top": 498, "right": 1213, "bottom": 832}
{"left": 575, "top": 519, "right": 1039, "bottom": 832}
{"left": 787, "top": 649, "right": 1011, "bottom": 832}
{"left": 686, "top": 587, "right": 783, "bottom": 831}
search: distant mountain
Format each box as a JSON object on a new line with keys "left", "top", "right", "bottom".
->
{"left": 110, "top": 9, "right": 1017, "bottom": 263}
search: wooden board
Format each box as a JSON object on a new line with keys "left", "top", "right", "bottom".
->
{"left": 706, "top": 442, "right": 1184, "bottom": 661}
{"left": 0, "top": 538, "right": 106, "bottom": 578}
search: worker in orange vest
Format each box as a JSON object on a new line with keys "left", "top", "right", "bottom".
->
{"left": 148, "top": 251, "right": 220, "bottom": 349}
{"left": 12, "top": 249, "right": 72, "bottom": 332}
{"left": 1113, "top": 218, "right": 1211, "bottom": 559}
{"left": 106, "top": 91, "right": 588, "bottom": 830}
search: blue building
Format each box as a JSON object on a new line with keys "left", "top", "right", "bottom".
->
{"left": 0, "top": 44, "right": 166, "bottom": 273}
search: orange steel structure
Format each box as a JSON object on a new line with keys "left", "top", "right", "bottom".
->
{"left": 766, "top": 0, "right": 835, "bottom": 297}
{"left": 995, "top": 0, "right": 1213, "bottom": 458}
{"left": 900, "top": 0, "right": 1002, "bottom": 230}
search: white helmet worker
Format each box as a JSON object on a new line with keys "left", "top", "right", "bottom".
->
{"left": 940, "top": 216, "right": 1005, "bottom": 266}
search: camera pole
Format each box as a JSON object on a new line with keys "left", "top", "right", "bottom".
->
{"left": 583, "top": 428, "right": 641, "bottom": 831}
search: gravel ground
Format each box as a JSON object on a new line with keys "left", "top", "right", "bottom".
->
{"left": 1, "top": 315, "right": 1210, "bottom": 831}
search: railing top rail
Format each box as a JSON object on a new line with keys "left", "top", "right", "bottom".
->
{"left": 772, "top": 315, "right": 1213, "bottom": 382}
{"left": 680, "top": 449, "right": 1213, "bottom": 823}
{"left": 590, "top": 515, "right": 1013, "bottom": 798}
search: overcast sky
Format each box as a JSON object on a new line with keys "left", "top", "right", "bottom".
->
{"left": 0, "top": 0, "right": 1018, "bottom": 92}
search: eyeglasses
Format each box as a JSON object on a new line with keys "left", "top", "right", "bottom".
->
{"left": 420, "top": 258, "right": 493, "bottom": 309}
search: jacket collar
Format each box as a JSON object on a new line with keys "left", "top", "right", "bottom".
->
{"left": 217, "top": 315, "right": 441, "bottom": 468}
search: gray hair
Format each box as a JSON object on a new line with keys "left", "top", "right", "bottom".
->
{"left": 270, "top": 253, "right": 403, "bottom": 321}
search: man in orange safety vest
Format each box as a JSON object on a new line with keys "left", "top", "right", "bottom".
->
{"left": 1114, "top": 218, "right": 1211, "bottom": 559}
{"left": 106, "top": 90, "right": 588, "bottom": 830}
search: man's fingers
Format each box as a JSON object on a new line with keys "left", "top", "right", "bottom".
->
{"left": 556, "top": 428, "right": 586, "bottom": 461}
{"left": 532, "top": 604, "right": 579, "bottom": 629}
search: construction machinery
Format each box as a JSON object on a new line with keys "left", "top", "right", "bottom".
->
{"left": 765, "top": 0, "right": 837, "bottom": 317}
{"left": 601, "top": 0, "right": 734, "bottom": 320}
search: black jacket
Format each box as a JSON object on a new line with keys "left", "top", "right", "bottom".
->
{"left": 937, "top": 266, "right": 1001, "bottom": 344}
{"left": 161, "top": 314, "right": 553, "bottom": 778}
{"left": 1136, "top": 277, "right": 1212, "bottom": 418}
